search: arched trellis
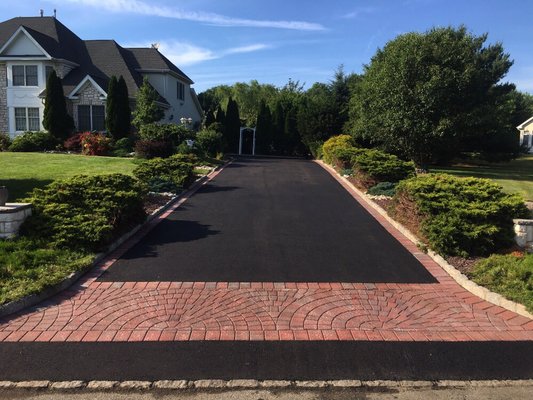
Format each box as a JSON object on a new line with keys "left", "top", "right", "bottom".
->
{"left": 239, "top": 127, "right": 256, "bottom": 155}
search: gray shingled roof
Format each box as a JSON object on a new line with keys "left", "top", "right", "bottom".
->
{"left": 0, "top": 17, "right": 84, "bottom": 61}
{"left": 0, "top": 16, "right": 192, "bottom": 104}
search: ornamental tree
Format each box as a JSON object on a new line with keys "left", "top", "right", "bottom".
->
{"left": 132, "top": 77, "right": 164, "bottom": 128}
{"left": 349, "top": 26, "right": 515, "bottom": 166}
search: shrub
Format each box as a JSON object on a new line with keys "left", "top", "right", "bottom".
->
{"left": 322, "top": 135, "right": 354, "bottom": 164}
{"left": 306, "top": 141, "right": 324, "bottom": 159}
{"left": 176, "top": 140, "right": 203, "bottom": 156}
{"left": 390, "top": 174, "right": 530, "bottom": 257}
{"left": 63, "top": 133, "right": 84, "bottom": 152}
{"left": 8, "top": 131, "right": 57, "bottom": 152}
{"left": 196, "top": 129, "right": 223, "bottom": 157}
{"left": 469, "top": 253, "right": 533, "bottom": 312}
{"left": 134, "top": 139, "right": 174, "bottom": 159}
{"left": 112, "top": 137, "right": 134, "bottom": 157}
{"left": 367, "top": 182, "right": 398, "bottom": 197}
{"left": 21, "top": 174, "right": 146, "bottom": 252}
{"left": 138, "top": 123, "right": 192, "bottom": 146}
{"left": 80, "top": 132, "right": 111, "bottom": 156}
{"left": 133, "top": 154, "right": 195, "bottom": 190}
{"left": 0, "top": 133, "right": 11, "bottom": 151}
{"left": 352, "top": 149, "right": 415, "bottom": 187}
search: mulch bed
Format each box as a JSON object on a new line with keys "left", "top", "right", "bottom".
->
{"left": 143, "top": 193, "right": 175, "bottom": 215}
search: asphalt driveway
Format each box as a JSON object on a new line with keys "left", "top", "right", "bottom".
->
{"left": 99, "top": 157, "right": 436, "bottom": 283}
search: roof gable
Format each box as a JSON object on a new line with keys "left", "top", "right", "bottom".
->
{"left": 0, "top": 26, "right": 49, "bottom": 58}
{"left": 68, "top": 75, "right": 107, "bottom": 99}
{"left": 517, "top": 116, "right": 533, "bottom": 130}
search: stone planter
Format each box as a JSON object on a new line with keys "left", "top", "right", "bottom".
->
{"left": 514, "top": 219, "right": 533, "bottom": 251}
{"left": 0, "top": 186, "right": 7, "bottom": 206}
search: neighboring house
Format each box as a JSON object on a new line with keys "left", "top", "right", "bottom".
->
{"left": 0, "top": 15, "right": 203, "bottom": 137}
{"left": 517, "top": 116, "right": 533, "bottom": 153}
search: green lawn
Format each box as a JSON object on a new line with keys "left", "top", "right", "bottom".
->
{"left": 0, "top": 152, "right": 137, "bottom": 201}
{"left": 430, "top": 155, "right": 533, "bottom": 201}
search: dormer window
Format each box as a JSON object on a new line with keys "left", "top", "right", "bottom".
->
{"left": 13, "top": 65, "right": 38, "bottom": 86}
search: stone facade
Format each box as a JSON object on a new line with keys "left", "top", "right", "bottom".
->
{"left": 0, "top": 203, "right": 32, "bottom": 239}
{"left": 0, "top": 63, "right": 7, "bottom": 133}
{"left": 514, "top": 219, "right": 533, "bottom": 251}
{"left": 70, "top": 81, "right": 106, "bottom": 131}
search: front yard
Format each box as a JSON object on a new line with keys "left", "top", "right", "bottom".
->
{"left": 0, "top": 152, "right": 137, "bottom": 201}
{"left": 430, "top": 155, "right": 533, "bottom": 201}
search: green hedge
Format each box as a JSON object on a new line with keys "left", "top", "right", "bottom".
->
{"left": 469, "top": 253, "right": 533, "bottom": 312}
{"left": 9, "top": 131, "right": 57, "bottom": 152}
{"left": 352, "top": 149, "right": 415, "bottom": 187}
{"left": 21, "top": 174, "right": 146, "bottom": 252}
{"left": 138, "top": 123, "right": 192, "bottom": 146}
{"left": 133, "top": 154, "right": 196, "bottom": 192}
{"left": 390, "top": 174, "right": 529, "bottom": 257}
{"left": 321, "top": 135, "right": 354, "bottom": 164}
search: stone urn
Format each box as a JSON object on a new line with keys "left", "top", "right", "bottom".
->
{"left": 0, "top": 186, "right": 8, "bottom": 206}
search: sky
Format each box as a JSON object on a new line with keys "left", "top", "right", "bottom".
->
{"left": 1, "top": 0, "right": 532, "bottom": 94}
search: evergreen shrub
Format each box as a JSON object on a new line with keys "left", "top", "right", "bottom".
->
{"left": 21, "top": 174, "right": 146, "bottom": 252}
{"left": 9, "top": 131, "right": 57, "bottom": 152}
{"left": 390, "top": 174, "right": 530, "bottom": 257}
{"left": 133, "top": 154, "right": 196, "bottom": 190}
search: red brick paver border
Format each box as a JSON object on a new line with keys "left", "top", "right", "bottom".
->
{"left": 0, "top": 160, "right": 531, "bottom": 342}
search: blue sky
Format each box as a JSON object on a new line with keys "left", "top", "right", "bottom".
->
{"left": 1, "top": 0, "right": 532, "bottom": 94}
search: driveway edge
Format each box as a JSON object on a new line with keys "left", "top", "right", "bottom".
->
{"left": 315, "top": 160, "right": 533, "bottom": 320}
{"left": 0, "top": 379, "right": 531, "bottom": 390}
{"left": 0, "top": 161, "right": 232, "bottom": 319}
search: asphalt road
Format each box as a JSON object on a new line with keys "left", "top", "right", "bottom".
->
{"left": 99, "top": 157, "right": 435, "bottom": 283}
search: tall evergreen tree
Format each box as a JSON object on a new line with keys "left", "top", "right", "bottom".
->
{"left": 255, "top": 100, "right": 273, "bottom": 154}
{"left": 132, "top": 77, "right": 164, "bottom": 128}
{"left": 225, "top": 97, "right": 241, "bottom": 153}
{"left": 43, "top": 70, "right": 74, "bottom": 140}
{"left": 115, "top": 76, "right": 131, "bottom": 138}
{"left": 105, "top": 76, "right": 119, "bottom": 135}
{"left": 284, "top": 106, "right": 299, "bottom": 155}
{"left": 271, "top": 100, "right": 285, "bottom": 154}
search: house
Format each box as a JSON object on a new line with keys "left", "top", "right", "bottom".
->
{"left": 0, "top": 15, "right": 203, "bottom": 137}
{"left": 517, "top": 116, "right": 533, "bottom": 153}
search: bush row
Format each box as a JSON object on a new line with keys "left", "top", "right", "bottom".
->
{"left": 0, "top": 123, "right": 225, "bottom": 160}
{"left": 322, "top": 135, "right": 529, "bottom": 258}
{"left": 322, "top": 135, "right": 415, "bottom": 189}
{"left": 389, "top": 174, "right": 529, "bottom": 257}
{"left": 19, "top": 153, "right": 203, "bottom": 252}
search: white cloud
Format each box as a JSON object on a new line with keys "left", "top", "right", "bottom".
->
{"left": 125, "top": 40, "right": 271, "bottom": 66}
{"left": 57, "top": 0, "right": 326, "bottom": 31}
{"left": 223, "top": 44, "right": 272, "bottom": 55}
{"left": 342, "top": 7, "right": 377, "bottom": 19}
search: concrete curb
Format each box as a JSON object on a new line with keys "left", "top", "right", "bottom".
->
{"left": 0, "top": 161, "right": 230, "bottom": 319}
{"left": 1, "top": 379, "right": 532, "bottom": 390}
{"left": 315, "top": 160, "right": 533, "bottom": 320}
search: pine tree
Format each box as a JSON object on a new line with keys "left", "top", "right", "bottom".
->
{"left": 132, "top": 77, "right": 164, "bottom": 128}
{"left": 115, "top": 76, "right": 131, "bottom": 138}
{"left": 284, "top": 106, "right": 299, "bottom": 155}
{"left": 105, "top": 76, "right": 118, "bottom": 135}
{"left": 225, "top": 97, "right": 241, "bottom": 153}
{"left": 271, "top": 100, "right": 285, "bottom": 154}
{"left": 43, "top": 70, "right": 74, "bottom": 140}
{"left": 255, "top": 100, "right": 273, "bottom": 154}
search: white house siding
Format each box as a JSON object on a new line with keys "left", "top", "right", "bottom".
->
{"left": 6, "top": 61, "right": 47, "bottom": 135}
{"left": 0, "top": 63, "right": 7, "bottom": 133}
{"left": 3, "top": 31, "right": 42, "bottom": 55}
{"left": 144, "top": 73, "right": 201, "bottom": 126}
{"left": 518, "top": 118, "right": 533, "bottom": 154}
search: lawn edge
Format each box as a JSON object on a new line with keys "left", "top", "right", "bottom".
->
{"left": 0, "top": 160, "right": 232, "bottom": 319}
{"left": 315, "top": 160, "right": 533, "bottom": 320}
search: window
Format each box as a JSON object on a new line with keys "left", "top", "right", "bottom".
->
{"left": 177, "top": 81, "right": 185, "bottom": 101}
{"left": 78, "top": 105, "right": 105, "bottom": 131}
{"left": 12, "top": 65, "right": 38, "bottom": 86}
{"left": 14, "top": 107, "right": 40, "bottom": 131}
